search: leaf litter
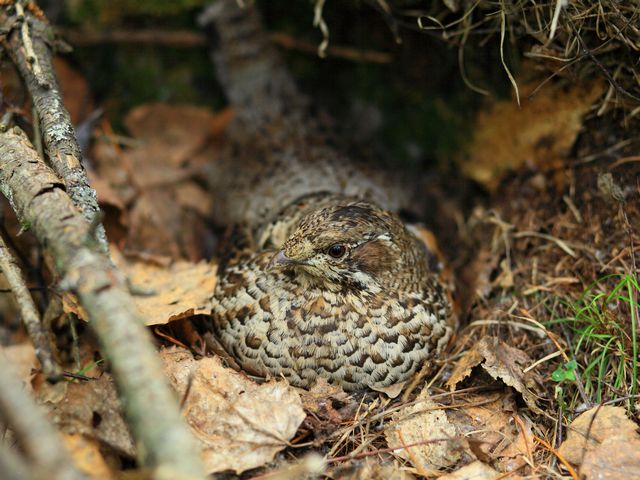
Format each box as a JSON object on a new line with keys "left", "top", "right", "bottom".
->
{"left": 35, "top": 346, "right": 306, "bottom": 476}
{"left": 2, "top": 42, "right": 638, "bottom": 479}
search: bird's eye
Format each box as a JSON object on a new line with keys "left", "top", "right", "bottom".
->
{"left": 327, "top": 244, "right": 347, "bottom": 258}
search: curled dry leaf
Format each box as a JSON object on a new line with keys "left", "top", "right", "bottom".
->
{"left": 445, "top": 392, "right": 535, "bottom": 473}
{"left": 558, "top": 406, "right": 640, "bottom": 479}
{"left": 90, "top": 103, "right": 224, "bottom": 259}
{"left": 160, "top": 347, "right": 306, "bottom": 475}
{"left": 64, "top": 246, "right": 217, "bottom": 326}
{"left": 446, "top": 336, "right": 544, "bottom": 414}
{"left": 385, "top": 393, "right": 465, "bottom": 471}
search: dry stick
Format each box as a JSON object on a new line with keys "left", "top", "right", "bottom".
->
{"left": 0, "top": 234, "right": 61, "bottom": 381}
{"left": 58, "top": 28, "right": 392, "bottom": 64}
{"left": 0, "top": 351, "right": 85, "bottom": 480}
{"left": 0, "top": 443, "right": 33, "bottom": 480}
{"left": 0, "top": 127, "right": 205, "bottom": 479}
{"left": 2, "top": 5, "right": 109, "bottom": 255}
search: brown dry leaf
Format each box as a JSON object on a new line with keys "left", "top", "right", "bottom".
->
{"left": 460, "top": 79, "right": 604, "bottom": 191}
{"left": 90, "top": 103, "right": 223, "bottom": 259}
{"left": 332, "top": 458, "right": 415, "bottom": 479}
{"left": 124, "top": 103, "right": 219, "bottom": 168}
{"left": 299, "top": 378, "right": 358, "bottom": 438}
{"left": 300, "top": 377, "right": 351, "bottom": 416}
{"left": 440, "top": 461, "right": 502, "bottom": 480}
{"left": 385, "top": 392, "right": 466, "bottom": 471}
{"left": 580, "top": 436, "right": 640, "bottom": 480}
{"left": 446, "top": 392, "right": 535, "bottom": 472}
{"left": 126, "top": 190, "right": 184, "bottom": 258}
{"left": 558, "top": 405, "right": 640, "bottom": 479}
{"left": 62, "top": 433, "right": 114, "bottom": 480}
{"left": 43, "top": 374, "right": 135, "bottom": 457}
{"left": 64, "top": 247, "right": 217, "bottom": 326}
{"left": 160, "top": 347, "right": 306, "bottom": 475}
{"left": 174, "top": 182, "right": 213, "bottom": 217}
{"left": 446, "top": 337, "right": 544, "bottom": 414}
{"left": 54, "top": 57, "right": 93, "bottom": 124}
{"left": 0, "top": 343, "right": 37, "bottom": 390}
{"left": 87, "top": 169, "right": 127, "bottom": 212}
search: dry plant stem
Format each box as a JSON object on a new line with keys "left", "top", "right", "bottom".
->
{"left": 0, "top": 234, "right": 60, "bottom": 381}
{"left": 0, "top": 352, "right": 85, "bottom": 480}
{"left": 0, "top": 128, "right": 205, "bottom": 479}
{"left": 2, "top": 6, "right": 108, "bottom": 254}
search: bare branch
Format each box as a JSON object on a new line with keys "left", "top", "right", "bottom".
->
{"left": 1, "top": 4, "right": 109, "bottom": 254}
{"left": 0, "top": 350, "right": 85, "bottom": 480}
{"left": 0, "top": 127, "right": 205, "bottom": 479}
{"left": 0, "top": 234, "right": 60, "bottom": 382}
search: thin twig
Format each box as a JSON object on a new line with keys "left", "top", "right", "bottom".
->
{"left": 58, "top": 27, "right": 392, "bottom": 64}
{"left": 0, "top": 127, "right": 205, "bottom": 479}
{"left": 0, "top": 350, "right": 85, "bottom": 480}
{"left": 1, "top": 5, "right": 109, "bottom": 254}
{"left": 0, "top": 234, "right": 60, "bottom": 381}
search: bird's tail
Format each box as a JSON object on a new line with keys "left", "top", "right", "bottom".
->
{"left": 198, "top": 0, "right": 306, "bottom": 124}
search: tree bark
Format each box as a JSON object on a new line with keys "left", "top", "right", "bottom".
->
{"left": 0, "top": 127, "right": 204, "bottom": 479}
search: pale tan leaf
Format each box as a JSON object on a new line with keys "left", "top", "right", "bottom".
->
{"left": 460, "top": 79, "right": 604, "bottom": 191}
{"left": 65, "top": 246, "right": 217, "bottom": 326}
{"left": 440, "top": 461, "right": 502, "bottom": 480}
{"left": 446, "top": 337, "right": 544, "bottom": 414}
{"left": 160, "top": 347, "right": 306, "bottom": 475}
{"left": 558, "top": 406, "right": 640, "bottom": 467}
{"left": 385, "top": 393, "right": 464, "bottom": 471}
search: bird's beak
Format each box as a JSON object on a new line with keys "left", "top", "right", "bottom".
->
{"left": 268, "top": 250, "right": 298, "bottom": 270}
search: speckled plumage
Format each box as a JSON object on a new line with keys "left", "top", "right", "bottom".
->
{"left": 212, "top": 198, "right": 453, "bottom": 390}
{"left": 203, "top": 1, "right": 455, "bottom": 391}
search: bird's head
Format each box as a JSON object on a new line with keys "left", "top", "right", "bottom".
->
{"left": 268, "top": 201, "right": 426, "bottom": 292}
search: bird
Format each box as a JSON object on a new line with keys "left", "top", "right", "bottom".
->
{"left": 200, "top": 1, "right": 456, "bottom": 391}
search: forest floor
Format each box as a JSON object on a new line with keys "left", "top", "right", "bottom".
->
{"left": 1, "top": 2, "right": 639, "bottom": 479}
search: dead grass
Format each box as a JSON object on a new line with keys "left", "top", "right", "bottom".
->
{"left": 389, "top": 0, "right": 640, "bottom": 116}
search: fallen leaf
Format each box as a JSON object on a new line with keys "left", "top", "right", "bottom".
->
{"left": 558, "top": 405, "right": 640, "bottom": 479}
{"left": 174, "top": 182, "right": 213, "bottom": 217}
{"left": 0, "top": 342, "right": 37, "bottom": 390}
{"left": 580, "top": 436, "right": 640, "bottom": 480}
{"left": 126, "top": 190, "right": 184, "bottom": 258}
{"left": 299, "top": 378, "right": 358, "bottom": 438}
{"left": 385, "top": 392, "right": 466, "bottom": 471}
{"left": 331, "top": 458, "right": 415, "bottom": 479}
{"left": 440, "top": 461, "right": 502, "bottom": 480}
{"left": 371, "top": 381, "right": 407, "bottom": 399}
{"left": 64, "top": 246, "right": 217, "bottom": 326}
{"left": 446, "top": 337, "right": 544, "bottom": 414}
{"left": 160, "top": 347, "right": 306, "bottom": 475}
{"left": 445, "top": 392, "right": 535, "bottom": 472}
{"left": 460, "top": 79, "right": 604, "bottom": 191}
{"left": 63, "top": 433, "right": 114, "bottom": 480}
{"left": 43, "top": 374, "right": 135, "bottom": 457}
{"left": 90, "top": 103, "right": 221, "bottom": 260}
{"left": 124, "top": 103, "right": 218, "bottom": 168}
{"left": 87, "top": 169, "right": 127, "bottom": 211}
{"left": 54, "top": 57, "right": 93, "bottom": 125}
